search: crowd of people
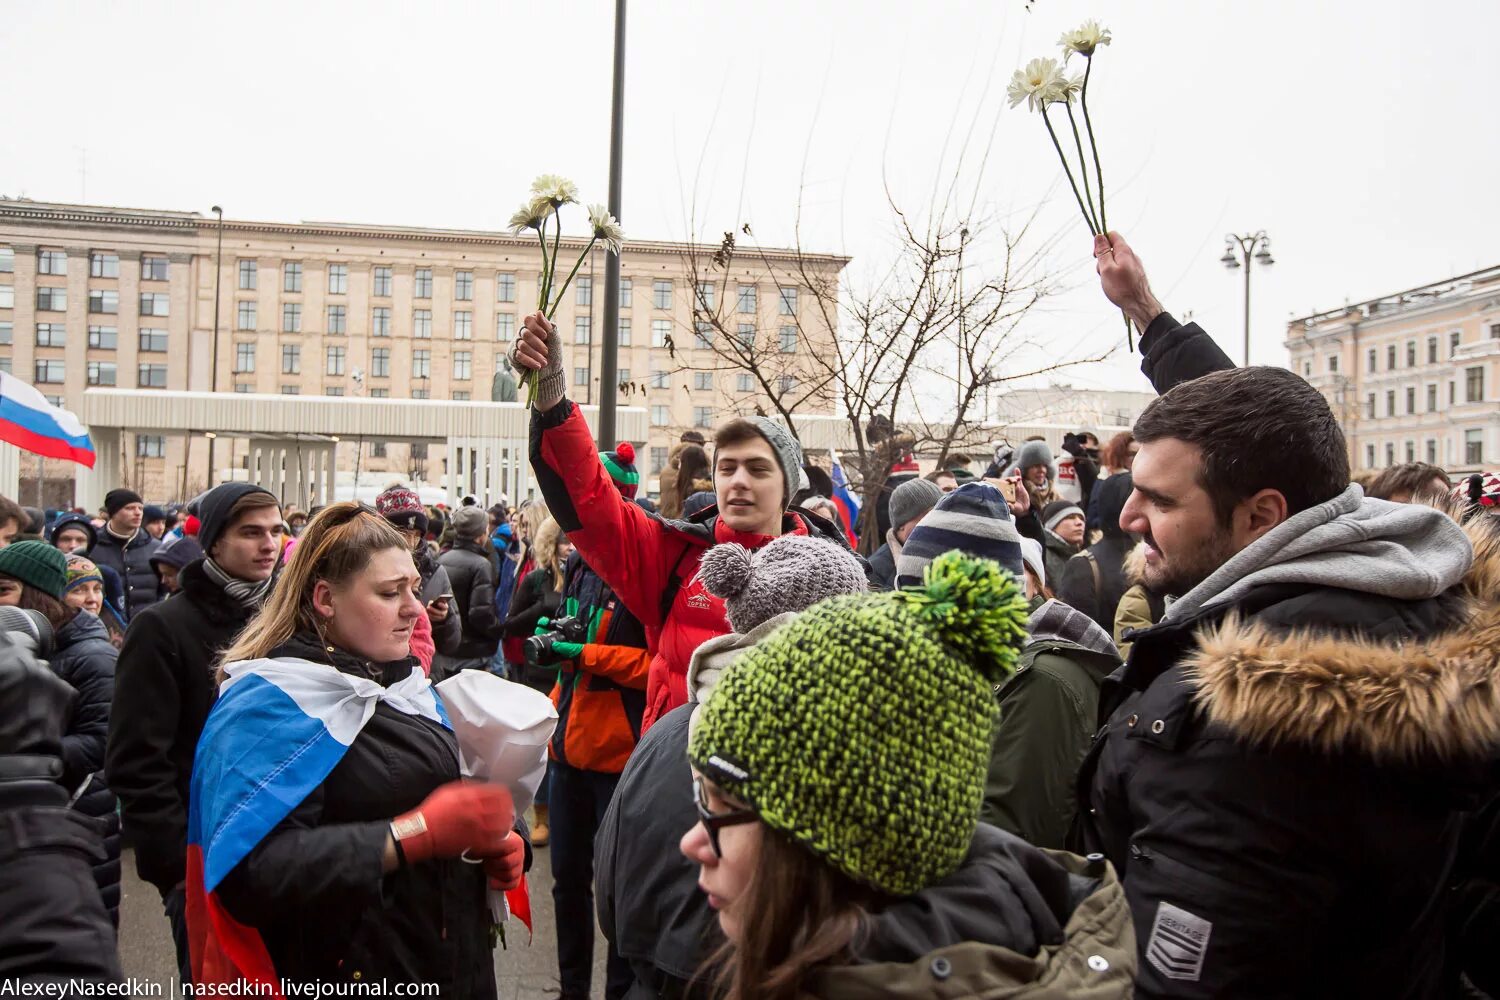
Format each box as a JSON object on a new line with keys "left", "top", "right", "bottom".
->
{"left": 0, "top": 230, "right": 1497, "bottom": 998}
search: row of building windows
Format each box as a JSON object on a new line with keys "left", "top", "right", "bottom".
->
{"left": 1363, "top": 432, "right": 1484, "bottom": 469}
{"left": 5, "top": 323, "right": 169, "bottom": 351}
{"left": 1362, "top": 367, "right": 1487, "bottom": 417}
{"left": 1327, "top": 325, "right": 1500, "bottom": 375}
{"left": 0, "top": 285, "right": 172, "bottom": 316}
{"left": 0, "top": 248, "right": 173, "bottom": 281}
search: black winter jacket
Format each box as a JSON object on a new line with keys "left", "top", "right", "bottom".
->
{"left": 0, "top": 631, "right": 123, "bottom": 985}
{"left": 107, "top": 558, "right": 261, "bottom": 893}
{"left": 214, "top": 636, "right": 498, "bottom": 997}
{"left": 50, "top": 612, "right": 121, "bottom": 919}
{"left": 503, "top": 567, "right": 564, "bottom": 692}
{"left": 596, "top": 704, "right": 713, "bottom": 999}
{"left": 90, "top": 525, "right": 161, "bottom": 620}
{"left": 438, "top": 539, "right": 503, "bottom": 661}
{"left": 1074, "top": 313, "right": 1496, "bottom": 998}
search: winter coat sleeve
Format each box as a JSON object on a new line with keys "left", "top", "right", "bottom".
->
{"left": 503, "top": 570, "right": 551, "bottom": 638}
{"left": 530, "top": 401, "right": 681, "bottom": 629}
{"left": 1015, "top": 509, "right": 1044, "bottom": 546}
{"left": 58, "top": 641, "right": 115, "bottom": 793}
{"left": 463, "top": 560, "right": 502, "bottom": 642}
{"left": 1113, "top": 585, "right": 1156, "bottom": 659}
{"left": 216, "top": 782, "right": 392, "bottom": 925}
{"left": 981, "top": 658, "right": 1094, "bottom": 850}
{"left": 1057, "top": 554, "right": 1104, "bottom": 631}
{"left": 106, "top": 612, "right": 188, "bottom": 892}
{"left": 409, "top": 611, "right": 435, "bottom": 675}
{"left": 424, "top": 565, "right": 464, "bottom": 658}
{"left": 578, "top": 643, "right": 651, "bottom": 691}
{"left": 1139, "top": 312, "right": 1236, "bottom": 394}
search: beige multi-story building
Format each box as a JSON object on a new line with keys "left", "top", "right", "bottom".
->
{"left": 0, "top": 199, "right": 847, "bottom": 501}
{"left": 1286, "top": 265, "right": 1500, "bottom": 476}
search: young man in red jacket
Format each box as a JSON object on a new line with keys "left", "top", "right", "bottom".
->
{"left": 512, "top": 311, "right": 859, "bottom": 732}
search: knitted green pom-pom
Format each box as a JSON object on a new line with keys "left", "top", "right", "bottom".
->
{"left": 892, "top": 550, "right": 1030, "bottom": 684}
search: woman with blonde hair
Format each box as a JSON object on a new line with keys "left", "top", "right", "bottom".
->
{"left": 187, "top": 502, "right": 524, "bottom": 995}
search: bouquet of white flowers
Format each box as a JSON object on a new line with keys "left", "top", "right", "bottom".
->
{"left": 1009, "top": 21, "right": 1132, "bottom": 349}
{"left": 509, "top": 174, "right": 625, "bottom": 404}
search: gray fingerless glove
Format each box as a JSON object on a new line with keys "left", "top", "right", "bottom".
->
{"left": 510, "top": 322, "right": 566, "bottom": 410}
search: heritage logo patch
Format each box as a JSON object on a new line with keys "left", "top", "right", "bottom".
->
{"left": 1146, "top": 901, "right": 1212, "bottom": 982}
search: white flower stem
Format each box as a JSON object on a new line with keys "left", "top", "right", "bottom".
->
{"left": 1081, "top": 56, "right": 1107, "bottom": 234}
{"left": 1041, "top": 108, "right": 1099, "bottom": 235}
{"left": 1065, "top": 104, "right": 1101, "bottom": 233}
{"left": 546, "top": 237, "right": 600, "bottom": 319}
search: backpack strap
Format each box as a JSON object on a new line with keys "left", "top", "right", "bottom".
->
{"left": 659, "top": 543, "right": 694, "bottom": 623}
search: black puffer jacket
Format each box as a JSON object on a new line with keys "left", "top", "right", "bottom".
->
{"left": 107, "top": 558, "right": 261, "bottom": 893}
{"left": 215, "top": 636, "right": 497, "bottom": 998}
{"left": 1057, "top": 473, "right": 1134, "bottom": 631}
{"left": 50, "top": 612, "right": 121, "bottom": 920}
{"left": 90, "top": 525, "right": 161, "bottom": 620}
{"left": 438, "top": 539, "right": 503, "bottom": 661}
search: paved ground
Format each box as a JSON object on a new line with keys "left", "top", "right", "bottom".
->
{"left": 118, "top": 837, "right": 607, "bottom": 999}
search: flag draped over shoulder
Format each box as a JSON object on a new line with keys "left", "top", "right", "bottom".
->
{"left": 185, "top": 657, "right": 449, "bottom": 993}
{"left": 829, "top": 451, "right": 861, "bottom": 545}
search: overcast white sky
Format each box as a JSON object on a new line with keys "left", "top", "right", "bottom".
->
{"left": 4, "top": 0, "right": 1497, "bottom": 403}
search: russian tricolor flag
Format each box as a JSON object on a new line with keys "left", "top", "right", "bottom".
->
{"left": 0, "top": 371, "right": 95, "bottom": 467}
{"left": 830, "top": 450, "right": 861, "bottom": 545}
{"left": 186, "top": 657, "right": 449, "bottom": 993}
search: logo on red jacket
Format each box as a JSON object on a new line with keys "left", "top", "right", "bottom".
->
{"left": 687, "top": 593, "right": 712, "bottom": 610}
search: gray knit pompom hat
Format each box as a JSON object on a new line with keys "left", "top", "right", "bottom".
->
{"left": 696, "top": 534, "right": 868, "bottom": 632}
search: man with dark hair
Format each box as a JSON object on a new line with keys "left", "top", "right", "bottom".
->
{"left": 107, "top": 483, "right": 282, "bottom": 982}
{"left": 1076, "top": 232, "right": 1491, "bottom": 998}
{"left": 511, "top": 313, "right": 855, "bottom": 732}
{"left": 89, "top": 489, "right": 161, "bottom": 620}
{"left": 0, "top": 494, "right": 27, "bottom": 548}
{"left": 1365, "top": 462, "right": 1450, "bottom": 504}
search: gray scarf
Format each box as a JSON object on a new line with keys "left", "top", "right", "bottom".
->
{"left": 201, "top": 558, "right": 274, "bottom": 611}
{"left": 1027, "top": 598, "right": 1119, "bottom": 658}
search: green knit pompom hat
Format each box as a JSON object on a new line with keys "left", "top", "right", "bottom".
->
{"left": 688, "top": 550, "right": 1030, "bottom": 897}
{"left": 0, "top": 539, "right": 69, "bottom": 600}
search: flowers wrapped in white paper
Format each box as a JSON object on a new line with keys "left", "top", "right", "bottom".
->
{"left": 435, "top": 671, "right": 557, "bottom": 813}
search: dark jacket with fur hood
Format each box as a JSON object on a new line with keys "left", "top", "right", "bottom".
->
{"left": 1075, "top": 501, "right": 1498, "bottom": 998}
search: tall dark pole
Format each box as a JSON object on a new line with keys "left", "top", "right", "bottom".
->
{"left": 597, "top": 0, "right": 626, "bottom": 447}
{"left": 209, "top": 205, "right": 224, "bottom": 482}
{"left": 1242, "top": 256, "right": 1251, "bottom": 368}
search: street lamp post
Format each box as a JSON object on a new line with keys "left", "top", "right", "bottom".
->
{"left": 208, "top": 205, "right": 224, "bottom": 482}
{"left": 597, "top": 0, "right": 626, "bottom": 447}
{"left": 1220, "top": 230, "right": 1274, "bottom": 366}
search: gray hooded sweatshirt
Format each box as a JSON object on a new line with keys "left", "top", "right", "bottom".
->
{"left": 1165, "top": 484, "right": 1473, "bottom": 624}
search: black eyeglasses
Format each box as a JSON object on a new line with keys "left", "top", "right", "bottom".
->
{"left": 693, "top": 775, "right": 757, "bottom": 857}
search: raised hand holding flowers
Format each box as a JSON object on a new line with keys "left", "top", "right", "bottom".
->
{"left": 509, "top": 174, "right": 624, "bottom": 405}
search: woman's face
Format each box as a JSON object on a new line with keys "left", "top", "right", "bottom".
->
{"left": 680, "top": 773, "right": 763, "bottom": 943}
{"left": 66, "top": 581, "right": 104, "bottom": 616}
{"left": 1122, "top": 442, "right": 1140, "bottom": 471}
{"left": 314, "top": 547, "right": 424, "bottom": 663}
{"left": 556, "top": 538, "right": 575, "bottom": 566}
{"left": 0, "top": 578, "right": 21, "bottom": 607}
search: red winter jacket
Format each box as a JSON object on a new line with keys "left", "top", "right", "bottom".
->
{"left": 531, "top": 401, "right": 856, "bottom": 731}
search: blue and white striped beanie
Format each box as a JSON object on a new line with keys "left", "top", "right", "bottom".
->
{"left": 895, "top": 482, "right": 1024, "bottom": 588}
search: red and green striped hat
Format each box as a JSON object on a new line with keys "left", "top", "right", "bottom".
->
{"left": 600, "top": 442, "right": 640, "bottom": 499}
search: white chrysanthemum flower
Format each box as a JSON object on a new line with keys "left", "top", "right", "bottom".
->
{"left": 1060, "top": 20, "right": 1112, "bottom": 59}
{"left": 587, "top": 204, "right": 624, "bottom": 255}
{"left": 1006, "top": 57, "right": 1067, "bottom": 112}
{"left": 508, "top": 196, "right": 554, "bottom": 233}
{"left": 530, "top": 174, "right": 579, "bottom": 206}
{"left": 1055, "top": 73, "right": 1084, "bottom": 105}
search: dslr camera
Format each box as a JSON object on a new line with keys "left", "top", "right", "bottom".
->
{"left": 524, "top": 614, "right": 587, "bottom": 666}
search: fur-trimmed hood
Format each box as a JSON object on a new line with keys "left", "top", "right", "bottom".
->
{"left": 1123, "top": 541, "right": 1149, "bottom": 587}
{"left": 1186, "top": 507, "right": 1500, "bottom": 765}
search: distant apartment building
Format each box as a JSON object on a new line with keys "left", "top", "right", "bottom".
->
{"left": 989, "top": 382, "right": 1156, "bottom": 433}
{"left": 1286, "top": 265, "right": 1500, "bottom": 476}
{"left": 0, "top": 199, "right": 847, "bottom": 500}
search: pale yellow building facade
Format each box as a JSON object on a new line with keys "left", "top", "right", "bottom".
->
{"left": 0, "top": 199, "right": 846, "bottom": 502}
{"left": 1286, "top": 265, "right": 1500, "bottom": 476}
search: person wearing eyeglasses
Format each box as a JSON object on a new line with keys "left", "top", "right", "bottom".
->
{"left": 681, "top": 552, "right": 1136, "bottom": 999}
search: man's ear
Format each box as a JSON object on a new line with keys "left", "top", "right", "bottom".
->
{"left": 1237, "top": 489, "right": 1289, "bottom": 544}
